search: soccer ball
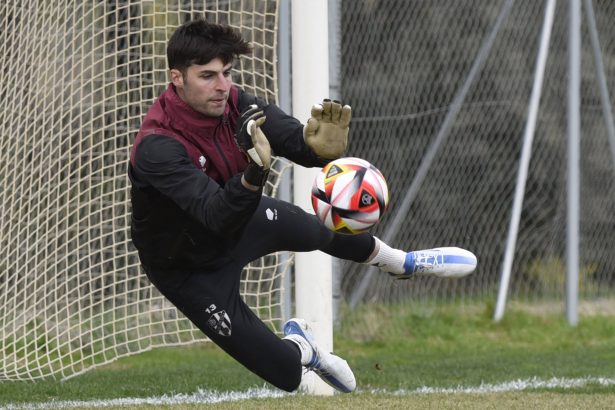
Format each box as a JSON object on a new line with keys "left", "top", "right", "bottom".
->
{"left": 311, "top": 157, "right": 389, "bottom": 234}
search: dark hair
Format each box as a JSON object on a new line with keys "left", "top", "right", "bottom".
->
{"left": 167, "top": 19, "right": 251, "bottom": 70}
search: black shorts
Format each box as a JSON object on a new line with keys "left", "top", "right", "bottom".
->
{"left": 142, "top": 196, "right": 373, "bottom": 392}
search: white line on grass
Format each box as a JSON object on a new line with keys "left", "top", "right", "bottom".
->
{"left": 405, "top": 376, "right": 615, "bottom": 394}
{"left": 1, "top": 387, "right": 287, "bottom": 410}
{"left": 4, "top": 376, "right": 615, "bottom": 409}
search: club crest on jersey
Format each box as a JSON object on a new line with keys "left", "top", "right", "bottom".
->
{"left": 205, "top": 305, "right": 232, "bottom": 337}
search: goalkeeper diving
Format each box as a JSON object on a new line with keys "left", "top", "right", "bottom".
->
{"left": 128, "top": 18, "right": 477, "bottom": 394}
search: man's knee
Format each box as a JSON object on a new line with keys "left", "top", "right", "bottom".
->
{"left": 272, "top": 366, "right": 302, "bottom": 392}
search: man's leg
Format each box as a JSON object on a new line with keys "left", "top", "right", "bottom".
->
{"left": 142, "top": 263, "right": 303, "bottom": 392}
{"left": 233, "top": 196, "right": 476, "bottom": 279}
{"left": 228, "top": 196, "right": 374, "bottom": 263}
{"left": 226, "top": 196, "right": 360, "bottom": 393}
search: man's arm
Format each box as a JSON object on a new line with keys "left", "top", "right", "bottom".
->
{"left": 131, "top": 134, "right": 261, "bottom": 237}
{"left": 238, "top": 90, "right": 329, "bottom": 168}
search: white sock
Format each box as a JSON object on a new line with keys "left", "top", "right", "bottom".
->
{"left": 284, "top": 334, "right": 314, "bottom": 366}
{"left": 365, "top": 237, "right": 406, "bottom": 275}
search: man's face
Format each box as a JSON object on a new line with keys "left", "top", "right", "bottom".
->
{"left": 170, "top": 58, "right": 233, "bottom": 117}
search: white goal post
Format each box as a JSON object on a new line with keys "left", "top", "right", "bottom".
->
{"left": 290, "top": 0, "right": 334, "bottom": 396}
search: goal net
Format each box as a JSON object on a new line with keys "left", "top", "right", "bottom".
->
{"left": 0, "top": 0, "right": 284, "bottom": 381}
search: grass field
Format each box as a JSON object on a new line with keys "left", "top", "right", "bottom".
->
{"left": 2, "top": 301, "right": 615, "bottom": 409}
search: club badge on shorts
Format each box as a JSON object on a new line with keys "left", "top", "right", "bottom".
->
{"left": 205, "top": 304, "right": 232, "bottom": 337}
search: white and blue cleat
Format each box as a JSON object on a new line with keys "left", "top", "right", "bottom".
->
{"left": 283, "top": 318, "right": 356, "bottom": 393}
{"left": 397, "top": 247, "right": 477, "bottom": 279}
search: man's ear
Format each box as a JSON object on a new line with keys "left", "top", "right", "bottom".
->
{"left": 170, "top": 69, "right": 184, "bottom": 88}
